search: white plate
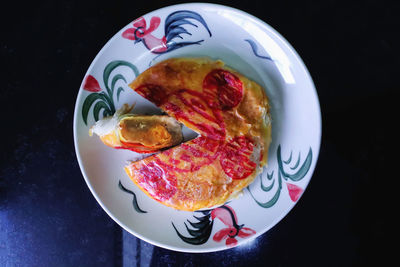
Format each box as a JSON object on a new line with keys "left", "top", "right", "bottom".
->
{"left": 73, "top": 3, "right": 321, "bottom": 252}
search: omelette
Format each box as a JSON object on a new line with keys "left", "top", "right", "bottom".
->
{"left": 89, "top": 104, "right": 183, "bottom": 153}
{"left": 124, "top": 58, "right": 272, "bottom": 211}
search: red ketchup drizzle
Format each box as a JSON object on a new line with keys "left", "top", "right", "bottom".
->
{"left": 154, "top": 136, "right": 220, "bottom": 174}
{"left": 135, "top": 84, "right": 167, "bottom": 106}
{"left": 114, "top": 145, "right": 158, "bottom": 153}
{"left": 175, "top": 89, "right": 219, "bottom": 123}
{"left": 218, "top": 136, "right": 257, "bottom": 180}
{"left": 203, "top": 69, "right": 243, "bottom": 110}
{"left": 135, "top": 84, "right": 227, "bottom": 140}
{"left": 137, "top": 161, "right": 177, "bottom": 201}
{"left": 163, "top": 89, "right": 226, "bottom": 141}
{"left": 133, "top": 69, "right": 255, "bottom": 201}
{"left": 180, "top": 136, "right": 221, "bottom": 172}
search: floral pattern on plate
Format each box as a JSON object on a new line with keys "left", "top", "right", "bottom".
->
{"left": 172, "top": 205, "right": 256, "bottom": 248}
{"left": 122, "top": 10, "right": 212, "bottom": 54}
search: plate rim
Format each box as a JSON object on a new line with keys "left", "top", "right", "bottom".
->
{"left": 73, "top": 2, "right": 322, "bottom": 253}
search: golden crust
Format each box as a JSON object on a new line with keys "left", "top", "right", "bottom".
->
{"left": 126, "top": 58, "right": 271, "bottom": 211}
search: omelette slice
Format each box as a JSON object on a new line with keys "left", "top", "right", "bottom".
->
{"left": 90, "top": 104, "right": 183, "bottom": 153}
{"left": 125, "top": 135, "right": 262, "bottom": 211}
{"left": 125, "top": 57, "right": 271, "bottom": 211}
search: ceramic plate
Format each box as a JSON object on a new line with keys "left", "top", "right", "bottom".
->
{"left": 73, "top": 3, "right": 321, "bottom": 252}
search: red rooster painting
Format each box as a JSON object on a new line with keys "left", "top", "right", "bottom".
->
{"left": 172, "top": 205, "right": 256, "bottom": 247}
{"left": 122, "top": 10, "right": 212, "bottom": 54}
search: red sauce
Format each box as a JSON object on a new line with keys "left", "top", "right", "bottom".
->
{"left": 179, "top": 153, "right": 192, "bottom": 162}
{"left": 154, "top": 157, "right": 189, "bottom": 173}
{"left": 137, "top": 161, "right": 177, "bottom": 201}
{"left": 168, "top": 158, "right": 180, "bottom": 165}
{"left": 192, "top": 135, "right": 221, "bottom": 152}
{"left": 218, "top": 136, "right": 256, "bottom": 180}
{"left": 163, "top": 89, "right": 226, "bottom": 141}
{"left": 133, "top": 69, "right": 256, "bottom": 200}
{"left": 135, "top": 84, "right": 167, "bottom": 106}
{"left": 175, "top": 89, "right": 219, "bottom": 124}
{"left": 203, "top": 69, "right": 243, "bottom": 110}
{"left": 154, "top": 136, "right": 220, "bottom": 174}
{"left": 115, "top": 144, "right": 158, "bottom": 153}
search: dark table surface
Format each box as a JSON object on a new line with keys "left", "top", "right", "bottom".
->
{"left": 1, "top": 0, "right": 396, "bottom": 266}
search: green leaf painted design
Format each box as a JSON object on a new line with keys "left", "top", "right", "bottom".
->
{"left": 81, "top": 60, "right": 139, "bottom": 125}
{"left": 103, "top": 60, "right": 139, "bottom": 105}
{"left": 171, "top": 210, "right": 213, "bottom": 245}
{"left": 102, "top": 108, "right": 109, "bottom": 118}
{"left": 116, "top": 87, "right": 124, "bottom": 101}
{"left": 290, "top": 153, "right": 301, "bottom": 170}
{"left": 111, "top": 74, "right": 126, "bottom": 102}
{"left": 248, "top": 172, "right": 282, "bottom": 208}
{"left": 111, "top": 74, "right": 126, "bottom": 90}
{"left": 186, "top": 217, "right": 212, "bottom": 229}
{"left": 93, "top": 101, "right": 110, "bottom": 122}
{"left": 260, "top": 175, "right": 275, "bottom": 192}
{"left": 278, "top": 146, "right": 312, "bottom": 182}
{"left": 82, "top": 93, "right": 105, "bottom": 125}
{"left": 118, "top": 180, "right": 147, "bottom": 213}
{"left": 267, "top": 171, "right": 274, "bottom": 180}
{"left": 249, "top": 145, "right": 313, "bottom": 208}
{"left": 283, "top": 151, "right": 293, "bottom": 164}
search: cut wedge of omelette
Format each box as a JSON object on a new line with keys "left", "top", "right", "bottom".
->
{"left": 125, "top": 58, "right": 272, "bottom": 211}
{"left": 90, "top": 104, "right": 183, "bottom": 153}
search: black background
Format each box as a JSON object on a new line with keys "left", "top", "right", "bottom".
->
{"left": 1, "top": 0, "right": 397, "bottom": 266}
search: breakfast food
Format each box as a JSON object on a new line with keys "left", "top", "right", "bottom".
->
{"left": 89, "top": 104, "right": 183, "bottom": 153}
{"left": 125, "top": 58, "right": 272, "bottom": 211}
